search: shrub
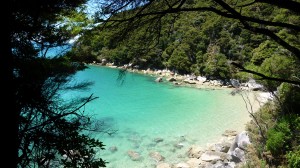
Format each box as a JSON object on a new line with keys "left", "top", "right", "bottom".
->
{"left": 286, "top": 147, "right": 300, "bottom": 168}
{"left": 266, "top": 120, "right": 291, "bottom": 155}
{"left": 266, "top": 129, "right": 286, "bottom": 154}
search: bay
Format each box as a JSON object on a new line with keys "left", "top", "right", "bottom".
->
{"left": 66, "top": 65, "right": 253, "bottom": 167}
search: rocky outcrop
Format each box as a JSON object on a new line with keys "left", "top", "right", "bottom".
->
{"left": 227, "top": 131, "right": 251, "bottom": 162}
{"left": 196, "top": 131, "right": 250, "bottom": 167}
{"left": 155, "top": 130, "right": 251, "bottom": 168}
{"left": 167, "top": 77, "right": 177, "bottom": 82}
{"left": 213, "top": 142, "right": 232, "bottom": 153}
{"left": 155, "top": 77, "right": 163, "bottom": 82}
{"left": 91, "top": 63, "right": 270, "bottom": 93}
{"left": 187, "top": 145, "right": 203, "bottom": 158}
{"left": 200, "top": 151, "right": 232, "bottom": 162}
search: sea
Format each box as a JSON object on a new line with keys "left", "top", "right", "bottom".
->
{"left": 63, "top": 65, "right": 254, "bottom": 168}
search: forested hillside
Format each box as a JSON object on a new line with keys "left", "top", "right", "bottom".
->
{"left": 67, "top": 0, "right": 300, "bottom": 167}
{"left": 69, "top": 2, "right": 299, "bottom": 86}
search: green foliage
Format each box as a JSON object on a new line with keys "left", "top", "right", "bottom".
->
{"left": 257, "top": 54, "right": 298, "bottom": 90}
{"left": 266, "top": 119, "right": 291, "bottom": 155}
{"left": 278, "top": 83, "right": 300, "bottom": 114}
{"left": 9, "top": 0, "right": 109, "bottom": 167}
{"left": 58, "top": 7, "right": 93, "bottom": 36}
{"left": 246, "top": 101, "right": 276, "bottom": 151}
{"left": 251, "top": 40, "right": 278, "bottom": 66}
{"left": 235, "top": 63, "right": 258, "bottom": 82}
{"left": 260, "top": 160, "right": 268, "bottom": 168}
{"left": 202, "top": 45, "right": 231, "bottom": 79}
{"left": 246, "top": 92, "right": 300, "bottom": 166}
{"left": 286, "top": 146, "right": 300, "bottom": 168}
{"left": 17, "top": 57, "right": 108, "bottom": 167}
{"left": 168, "top": 43, "right": 193, "bottom": 73}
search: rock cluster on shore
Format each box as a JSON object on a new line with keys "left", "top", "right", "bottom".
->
{"left": 88, "top": 62, "right": 265, "bottom": 91}
{"left": 123, "top": 130, "right": 251, "bottom": 168}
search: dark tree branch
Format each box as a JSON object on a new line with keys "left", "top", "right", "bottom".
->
{"left": 170, "top": 0, "right": 184, "bottom": 7}
{"left": 135, "top": 0, "right": 155, "bottom": 16}
{"left": 99, "top": 0, "right": 300, "bottom": 86}
{"left": 101, "top": 0, "right": 300, "bottom": 31}
{"left": 213, "top": 0, "right": 300, "bottom": 59}
{"left": 257, "top": 0, "right": 300, "bottom": 14}
{"left": 106, "top": 7, "right": 230, "bottom": 23}
{"left": 104, "top": 4, "right": 300, "bottom": 31}
{"left": 231, "top": 62, "right": 300, "bottom": 86}
{"left": 240, "top": 91, "right": 266, "bottom": 141}
{"left": 25, "top": 94, "right": 98, "bottom": 132}
{"left": 175, "top": 0, "right": 186, "bottom": 9}
{"left": 242, "top": 24, "right": 300, "bottom": 60}
{"left": 164, "top": 0, "right": 172, "bottom": 8}
{"left": 104, "top": 4, "right": 300, "bottom": 60}
{"left": 236, "top": 1, "right": 256, "bottom": 7}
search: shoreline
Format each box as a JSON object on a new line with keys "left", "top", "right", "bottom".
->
{"left": 87, "top": 63, "right": 272, "bottom": 167}
{"left": 87, "top": 63, "right": 271, "bottom": 126}
{"left": 87, "top": 64, "right": 272, "bottom": 119}
{"left": 87, "top": 63, "right": 272, "bottom": 104}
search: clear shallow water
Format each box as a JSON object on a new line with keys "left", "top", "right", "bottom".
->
{"left": 67, "top": 65, "right": 251, "bottom": 167}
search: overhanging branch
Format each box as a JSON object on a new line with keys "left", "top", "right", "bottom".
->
{"left": 213, "top": 0, "right": 300, "bottom": 59}
{"left": 257, "top": 0, "right": 300, "bottom": 14}
{"left": 231, "top": 62, "right": 300, "bottom": 86}
{"left": 25, "top": 94, "right": 98, "bottom": 132}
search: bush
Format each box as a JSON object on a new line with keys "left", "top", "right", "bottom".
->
{"left": 286, "top": 147, "right": 300, "bottom": 168}
{"left": 266, "top": 129, "right": 286, "bottom": 154}
{"left": 266, "top": 119, "right": 292, "bottom": 155}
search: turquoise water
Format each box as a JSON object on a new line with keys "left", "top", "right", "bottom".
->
{"left": 67, "top": 65, "right": 252, "bottom": 167}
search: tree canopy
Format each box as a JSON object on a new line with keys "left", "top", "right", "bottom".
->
{"left": 70, "top": 0, "right": 299, "bottom": 86}
{"left": 85, "top": 0, "right": 299, "bottom": 86}
{"left": 6, "top": 0, "right": 108, "bottom": 167}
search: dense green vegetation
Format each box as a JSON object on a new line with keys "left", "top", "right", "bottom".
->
{"left": 68, "top": 0, "right": 300, "bottom": 167}
{"left": 245, "top": 83, "right": 300, "bottom": 167}
{"left": 5, "top": 0, "right": 299, "bottom": 167}
{"left": 6, "top": 0, "right": 108, "bottom": 167}
{"left": 69, "top": 2, "right": 300, "bottom": 83}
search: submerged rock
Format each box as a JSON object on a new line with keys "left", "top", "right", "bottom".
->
{"left": 156, "top": 162, "right": 171, "bottom": 168}
{"left": 149, "top": 151, "right": 165, "bottom": 162}
{"left": 154, "top": 137, "right": 164, "bottom": 143}
{"left": 127, "top": 150, "right": 142, "bottom": 161}
{"left": 174, "top": 142, "right": 185, "bottom": 149}
{"left": 222, "top": 130, "right": 238, "bottom": 137}
{"left": 109, "top": 146, "right": 118, "bottom": 153}
{"left": 187, "top": 145, "right": 203, "bottom": 158}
